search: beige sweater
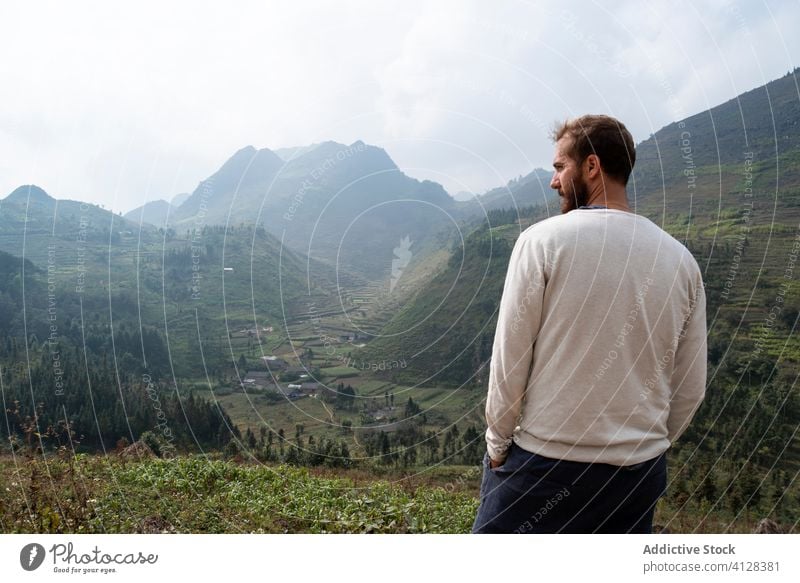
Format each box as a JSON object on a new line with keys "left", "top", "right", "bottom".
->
{"left": 485, "top": 209, "right": 707, "bottom": 466}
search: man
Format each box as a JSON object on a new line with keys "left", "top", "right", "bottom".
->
{"left": 472, "top": 114, "right": 707, "bottom": 534}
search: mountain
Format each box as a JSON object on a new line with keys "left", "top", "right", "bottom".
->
{"left": 0, "top": 184, "right": 344, "bottom": 379}
{"left": 171, "top": 192, "right": 190, "bottom": 207}
{"left": 0, "top": 244, "right": 237, "bottom": 452}
{"left": 4, "top": 184, "right": 54, "bottom": 204}
{"left": 357, "top": 70, "right": 800, "bottom": 492}
{"left": 0, "top": 184, "right": 145, "bottom": 265}
{"left": 356, "top": 205, "right": 551, "bottom": 387}
{"left": 124, "top": 199, "right": 175, "bottom": 228}
{"left": 0, "top": 248, "right": 41, "bottom": 334}
{"left": 1, "top": 74, "right": 798, "bottom": 530}
{"left": 358, "top": 70, "right": 800, "bottom": 500}
{"left": 171, "top": 140, "right": 460, "bottom": 280}
{"left": 173, "top": 145, "right": 284, "bottom": 221}
{"left": 466, "top": 168, "right": 557, "bottom": 212}
{"left": 273, "top": 143, "right": 322, "bottom": 161}
{"left": 632, "top": 68, "right": 800, "bottom": 215}
{"left": 452, "top": 190, "right": 475, "bottom": 202}
{"left": 367, "top": 69, "right": 800, "bottom": 379}
{"left": 1, "top": 184, "right": 59, "bottom": 228}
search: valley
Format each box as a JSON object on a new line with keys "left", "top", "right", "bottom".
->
{"left": 2, "top": 69, "right": 800, "bottom": 533}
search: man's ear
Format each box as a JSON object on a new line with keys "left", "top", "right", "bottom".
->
{"left": 583, "top": 154, "right": 601, "bottom": 180}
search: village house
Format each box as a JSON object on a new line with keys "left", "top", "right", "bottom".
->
{"left": 262, "top": 356, "right": 289, "bottom": 371}
{"left": 241, "top": 371, "right": 277, "bottom": 390}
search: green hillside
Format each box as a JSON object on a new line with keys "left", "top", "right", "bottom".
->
{"left": 1, "top": 71, "right": 799, "bottom": 534}
{"left": 0, "top": 186, "right": 350, "bottom": 451}
{"left": 363, "top": 69, "right": 800, "bottom": 387}
{"left": 356, "top": 206, "right": 551, "bottom": 387}
{"left": 352, "top": 71, "right": 800, "bottom": 528}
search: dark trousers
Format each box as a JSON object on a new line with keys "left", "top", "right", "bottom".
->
{"left": 472, "top": 442, "right": 667, "bottom": 533}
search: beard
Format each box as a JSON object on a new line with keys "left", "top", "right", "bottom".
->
{"left": 559, "top": 175, "right": 591, "bottom": 214}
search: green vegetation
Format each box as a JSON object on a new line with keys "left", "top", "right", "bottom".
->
{"left": 0, "top": 454, "right": 478, "bottom": 533}
{"left": 2, "top": 71, "right": 800, "bottom": 534}
{"left": 0, "top": 449, "right": 789, "bottom": 533}
{"left": 355, "top": 222, "right": 512, "bottom": 386}
{"left": 319, "top": 365, "right": 360, "bottom": 379}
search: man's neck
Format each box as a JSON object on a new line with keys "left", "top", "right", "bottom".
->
{"left": 585, "top": 183, "right": 631, "bottom": 212}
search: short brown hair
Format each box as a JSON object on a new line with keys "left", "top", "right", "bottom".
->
{"left": 551, "top": 115, "right": 636, "bottom": 185}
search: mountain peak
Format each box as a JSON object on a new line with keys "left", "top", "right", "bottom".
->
{"left": 123, "top": 199, "right": 174, "bottom": 228}
{"left": 205, "top": 145, "right": 283, "bottom": 185}
{"left": 274, "top": 143, "right": 322, "bottom": 161}
{"left": 5, "top": 184, "right": 54, "bottom": 203}
{"left": 362, "top": 143, "right": 398, "bottom": 171}
{"left": 233, "top": 145, "right": 257, "bottom": 157}
{"left": 175, "top": 145, "right": 284, "bottom": 218}
{"left": 171, "top": 192, "right": 190, "bottom": 207}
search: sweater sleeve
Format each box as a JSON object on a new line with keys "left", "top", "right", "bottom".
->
{"left": 485, "top": 233, "right": 547, "bottom": 462}
{"left": 666, "top": 267, "right": 707, "bottom": 443}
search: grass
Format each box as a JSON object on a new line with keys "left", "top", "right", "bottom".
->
{"left": 218, "top": 392, "right": 341, "bottom": 438}
{"left": 0, "top": 453, "right": 787, "bottom": 534}
{"left": 319, "top": 365, "right": 361, "bottom": 379}
{"left": 0, "top": 454, "right": 478, "bottom": 533}
{"left": 202, "top": 378, "right": 485, "bottom": 446}
{"left": 192, "top": 377, "right": 486, "bottom": 461}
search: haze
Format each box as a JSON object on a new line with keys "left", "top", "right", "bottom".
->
{"left": 0, "top": 0, "right": 798, "bottom": 213}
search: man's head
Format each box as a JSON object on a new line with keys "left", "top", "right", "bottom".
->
{"left": 549, "top": 115, "right": 636, "bottom": 213}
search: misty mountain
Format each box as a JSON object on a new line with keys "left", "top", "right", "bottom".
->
{"left": 466, "top": 168, "right": 557, "bottom": 213}
{"left": 353, "top": 73, "right": 800, "bottom": 524}
{"left": 4, "top": 184, "right": 54, "bottom": 204}
{"left": 0, "top": 184, "right": 145, "bottom": 265}
{"left": 632, "top": 68, "right": 800, "bottom": 214}
{"left": 452, "top": 190, "right": 475, "bottom": 202}
{"left": 171, "top": 192, "right": 190, "bottom": 207}
{"left": 173, "top": 145, "right": 284, "bottom": 222}
{"left": 362, "top": 68, "right": 800, "bottom": 384}
{"left": 273, "top": 143, "right": 323, "bottom": 161}
{"left": 123, "top": 199, "right": 175, "bottom": 228}
{"left": 0, "top": 184, "right": 343, "bottom": 379}
{"left": 170, "top": 140, "right": 459, "bottom": 280}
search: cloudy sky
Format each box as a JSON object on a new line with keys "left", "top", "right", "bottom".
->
{"left": 1, "top": 0, "right": 798, "bottom": 213}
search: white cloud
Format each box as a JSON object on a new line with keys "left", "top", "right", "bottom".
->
{"left": 0, "top": 0, "right": 797, "bottom": 212}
